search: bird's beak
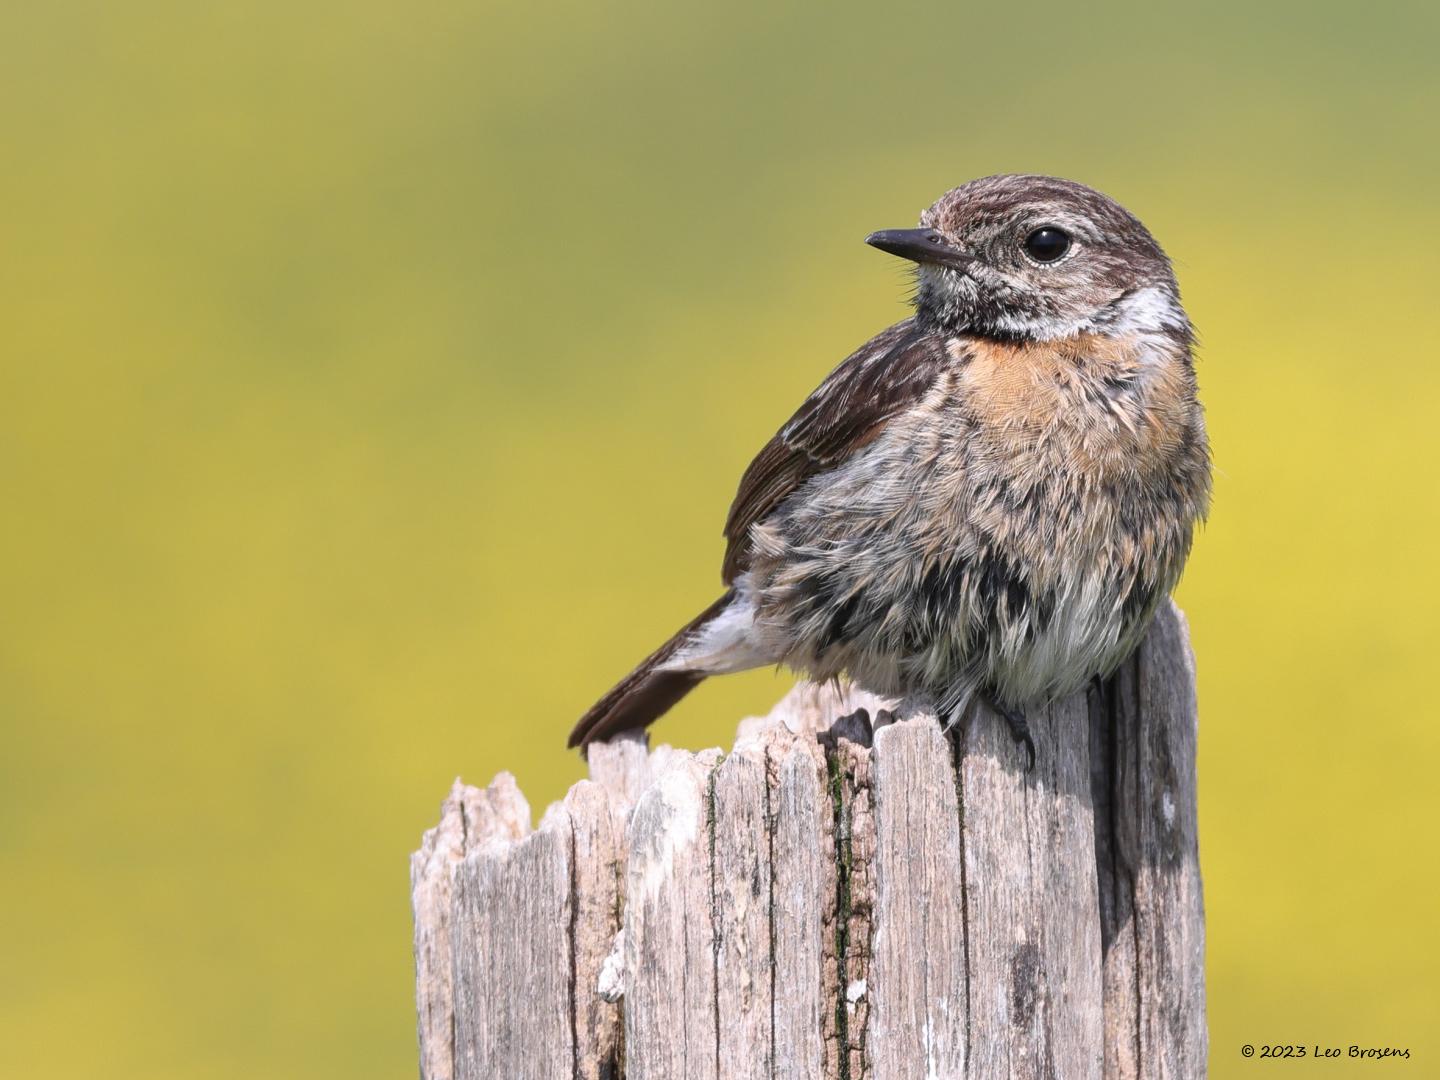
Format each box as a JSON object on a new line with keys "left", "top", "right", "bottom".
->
{"left": 864, "top": 228, "right": 977, "bottom": 271}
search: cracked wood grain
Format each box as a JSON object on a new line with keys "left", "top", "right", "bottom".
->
{"left": 451, "top": 802, "right": 572, "bottom": 1080}
{"left": 959, "top": 693, "right": 1104, "bottom": 1080}
{"left": 1099, "top": 602, "right": 1207, "bottom": 1080}
{"left": 566, "top": 779, "right": 627, "bottom": 1080}
{"left": 412, "top": 599, "right": 1206, "bottom": 1079}
{"left": 767, "top": 731, "right": 832, "bottom": 1078}
{"left": 868, "top": 715, "right": 969, "bottom": 1080}
{"left": 711, "top": 745, "right": 774, "bottom": 1077}
{"left": 411, "top": 775, "right": 529, "bottom": 1080}
{"left": 622, "top": 750, "right": 722, "bottom": 1080}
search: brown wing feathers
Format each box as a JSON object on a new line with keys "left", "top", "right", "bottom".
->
{"left": 721, "top": 318, "right": 947, "bottom": 582}
{"left": 571, "top": 318, "right": 948, "bottom": 749}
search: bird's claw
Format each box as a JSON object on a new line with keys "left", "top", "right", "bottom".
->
{"left": 982, "top": 694, "right": 1037, "bottom": 771}
{"left": 818, "top": 705, "right": 896, "bottom": 750}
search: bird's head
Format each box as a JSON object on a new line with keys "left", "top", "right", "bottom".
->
{"left": 867, "top": 174, "right": 1188, "bottom": 343}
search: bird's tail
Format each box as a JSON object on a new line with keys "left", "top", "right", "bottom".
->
{"left": 567, "top": 590, "right": 738, "bottom": 750}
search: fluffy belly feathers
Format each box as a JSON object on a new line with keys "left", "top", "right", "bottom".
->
{"left": 738, "top": 353, "right": 1203, "bottom": 710}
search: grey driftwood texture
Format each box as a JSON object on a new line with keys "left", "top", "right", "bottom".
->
{"left": 411, "top": 600, "right": 1206, "bottom": 1079}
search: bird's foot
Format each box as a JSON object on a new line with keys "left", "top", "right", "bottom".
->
{"left": 1089, "top": 672, "right": 1106, "bottom": 712}
{"left": 818, "top": 706, "right": 896, "bottom": 751}
{"left": 1089, "top": 671, "right": 1120, "bottom": 720}
{"left": 981, "top": 693, "right": 1036, "bottom": 771}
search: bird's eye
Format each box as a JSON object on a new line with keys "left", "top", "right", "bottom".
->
{"left": 1023, "top": 227, "right": 1071, "bottom": 263}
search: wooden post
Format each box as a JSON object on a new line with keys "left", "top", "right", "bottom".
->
{"left": 411, "top": 600, "right": 1206, "bottom": 1079}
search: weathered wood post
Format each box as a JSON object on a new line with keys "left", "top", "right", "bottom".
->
{"left": 411, "top": 600, "right": 1205, "bottom": 1079}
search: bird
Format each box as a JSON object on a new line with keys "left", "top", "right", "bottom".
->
{"left": 567, "top": 174, "right": 1210, "bottom": 763}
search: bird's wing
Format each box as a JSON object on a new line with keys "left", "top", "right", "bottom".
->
{"left": 721, "top": 317, "right": 949, "bottom": 583}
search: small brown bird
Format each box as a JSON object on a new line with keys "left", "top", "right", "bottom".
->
{"left": 568, "top": 174, "right": 1210, "bottom": 761}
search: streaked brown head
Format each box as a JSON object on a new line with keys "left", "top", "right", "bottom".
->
{"left": 867, "top": 174, "right": 1187, "bottom": 343}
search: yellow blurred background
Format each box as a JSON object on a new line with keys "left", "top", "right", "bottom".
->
{"left": 3, "top": 2, "right": 1437, "bottom": 1076}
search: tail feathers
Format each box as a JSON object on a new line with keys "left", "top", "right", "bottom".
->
{"left": 567, "top": 591, "right": 736, "bottom": 751}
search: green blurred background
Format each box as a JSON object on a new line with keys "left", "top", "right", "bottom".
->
{"left": 3, "top": 1, "right": 1437, "bottom": 1076}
